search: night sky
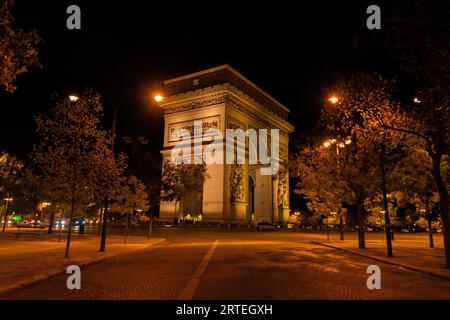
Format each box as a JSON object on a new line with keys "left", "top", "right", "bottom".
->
{"left": 0, "top": 0, "right": 395, "bottom": 158}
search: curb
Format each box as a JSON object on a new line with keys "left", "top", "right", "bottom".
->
{"left": 311, "top": 241, "right": 450, "bottom": 281}
{"left": 0, "top": 238, "right": 167, "bottom": 297}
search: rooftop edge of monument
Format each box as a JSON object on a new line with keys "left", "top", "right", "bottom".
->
{"left": 163, "top": 65, "right": 291, "bottom": 119}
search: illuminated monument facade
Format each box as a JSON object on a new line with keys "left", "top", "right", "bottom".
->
{"left": 159, "top": 65, "right": 294, "bottom": 224}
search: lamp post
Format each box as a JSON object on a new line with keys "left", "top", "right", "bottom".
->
{"left": 40, "top": 202, "right": 51, "bottom": 225}
{"left": 324, "top": 96, "right": 350, "bottom": 240}
{"left": 323, "top": 138, "right": 351, "bottom": 240}
{"left": 98, "top": 92, "right": 134, "bottom": 252}
{"left": 147, "top": 95, "right": 164, "bottom": 238}
{"left": 100, "top": 92, "right": 164, "bottom": 251}
{"left": 63, "top": 95, "right": 81, "bottom": 258}
{"left": 2, "top": 197, "right": 13, "bottom": 232}
{"left": 379, "top": 148, "right": 394, "bottom": 257}
{"left": 108, "top": 92, "right": 164, "bottom": 165}
{"left": 110, "top": 92, "right": 164, "bottom": 152}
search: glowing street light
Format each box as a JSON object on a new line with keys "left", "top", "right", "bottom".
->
{"left": 328, "top": 96, "right": 339, "bottom": 104}
{"left": 154, "top": 95, "right": 164, "bottom": 103}
{"left": 413, "top": 97, "right": 421, "bottom": 104}
{"left": 68, "top": 95, "right": 79, "bottom": 102}
{"left": 323, "top": 139, "right": 347, "bottom": 149}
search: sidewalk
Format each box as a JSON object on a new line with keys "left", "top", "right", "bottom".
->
{"left": 313, "top": 233, "right": 450, "bottom": 280}
{"left": 0, "top": 232, "right": 166, "bottom": 296}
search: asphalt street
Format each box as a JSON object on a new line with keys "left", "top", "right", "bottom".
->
{"left": 2, "top": 228, "right": 450, "bottom": 299}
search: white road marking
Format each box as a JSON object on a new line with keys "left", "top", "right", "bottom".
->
{"left": 178, "top": 240, "right": 219, "bottom": 300}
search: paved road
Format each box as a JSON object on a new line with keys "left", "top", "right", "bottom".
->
{"left": 2, "top": 228, "right": 450, "bottom": 299}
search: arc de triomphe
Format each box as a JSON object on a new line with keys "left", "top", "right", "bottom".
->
{"left": 158, "top": 65, "right": 294, "bottom": 225}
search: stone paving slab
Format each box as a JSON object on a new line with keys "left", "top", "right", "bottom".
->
{"left": 313, "top": 237, "right": 450, "bottom": 281}
{"left": 0, "top": 234, "right": 166, "bottom": 296}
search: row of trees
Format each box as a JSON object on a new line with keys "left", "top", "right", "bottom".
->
{"left": 0, "top": 1, "right": 208, "bottom": 257}
{"left": 291, "top": 1, "right": 449, "bottom": 266}
{"left": 291, "top": 73, "right": 447, "bottom": 255}
{"left": 0, "top": 0, "right": 41, "bottom": 93}
{"left": 1, "top": 90, "right": 155, "bottom": 257}
{"left": 1, "top": 1, "right": 163, "bottom": 256}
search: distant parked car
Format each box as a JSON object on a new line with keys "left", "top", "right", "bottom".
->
{"left": 29, "top": 220, "right": 43, "bottom": 228}
{"left": 54, "top": 219, "right": 68, "bottom": 227}
{"left": 71, "top": 218, "right": 86, "bottom": 226}
{"left": 411, "top": 226, "right": 426, "bottom": 233}
{"left": 255, "top": 222, "right": 280, "bottom": 231}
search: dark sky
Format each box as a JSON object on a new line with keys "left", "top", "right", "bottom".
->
{"left": 0, "top": 0, "right": 395, "bottom": 158}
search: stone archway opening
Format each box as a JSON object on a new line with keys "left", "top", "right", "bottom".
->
{"left": 183, "top": 185, "right": 203, "bottom": 219}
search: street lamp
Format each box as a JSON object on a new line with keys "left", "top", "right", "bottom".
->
{"left": 323, "top": 138, "right": 351, "bottom": 240}
{"left": 110, "top": 91, "right": 164, "bottom": 152}
{"left": 89, "top": 89, "right": 129, "bottom": 252}
{"left": 154, "top": 94, "right": 164, "bottom": 103}
{"left": 68, "top": 95, "right": 79, "bottom": 102}
{"left": 323, "top": 139, "right": 351, "bottom": 152}
{"left": 2, "top": 197, "right": 13, "bottom": 232}
{"left": 328, "top": 96, "right": 339, "bottom": 104}
{"left": 326, "top": 211, "right": 338, "bottom": 240}
{"left": 99, "top": 90, "right": 163, "bottom": 252}
{"left": 40, "top": 202, "right": 51, "bottom": 225}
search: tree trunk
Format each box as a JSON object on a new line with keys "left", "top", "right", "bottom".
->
{"left": 379, "top": 154, "right": 393, "bottom": 257}
{"left": 124, "top": 213, "right": 129, "bottom": 244}
{"left": 99, "top": 200, "right": 108, "bottom": 252}
{"left": 174, "top": 200, "right": 178, "bottom": 224}
{"left": 425, "top": 195, "right": 434, "bottom": 248}
{"left": 358, "top": 224, "right": 365, "bottom": 249}
{"left": 47, "top": 210, "right": 56, "bottom": 234}
{"left": 58, "top": 222, "right": 62, "bottom": 242}
{"left": 428, "top": 217, "right": 434, "bottom": 248}
{"left": 65, "top": 174, "right": 76, "bottom": 259}
{"left": 58, "top": 209, "right": 64, "bottom": 242}
{"left": 148, "top": 216, "right": 153, "bottom": 239}
{"left": 97, "top": 207, "right": 103, "bottom": 237}
{"left": 338, "top": 206, "right": 344, "bottom": 240}
{"left": 357, "top": 195, "right": 366, "bottom": 249}
{"left": 127, "top": 212, "right": 131, "bottom": 237}
{"left": 431, "top": 154, "right": 450, "bottom": 267}
{"left": 2, "top": 200, "right": 10, "bottom": 232}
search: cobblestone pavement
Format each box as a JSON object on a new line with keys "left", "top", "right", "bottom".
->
{"left": 2, "top": 228, "right": 450, "bottom": 300}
